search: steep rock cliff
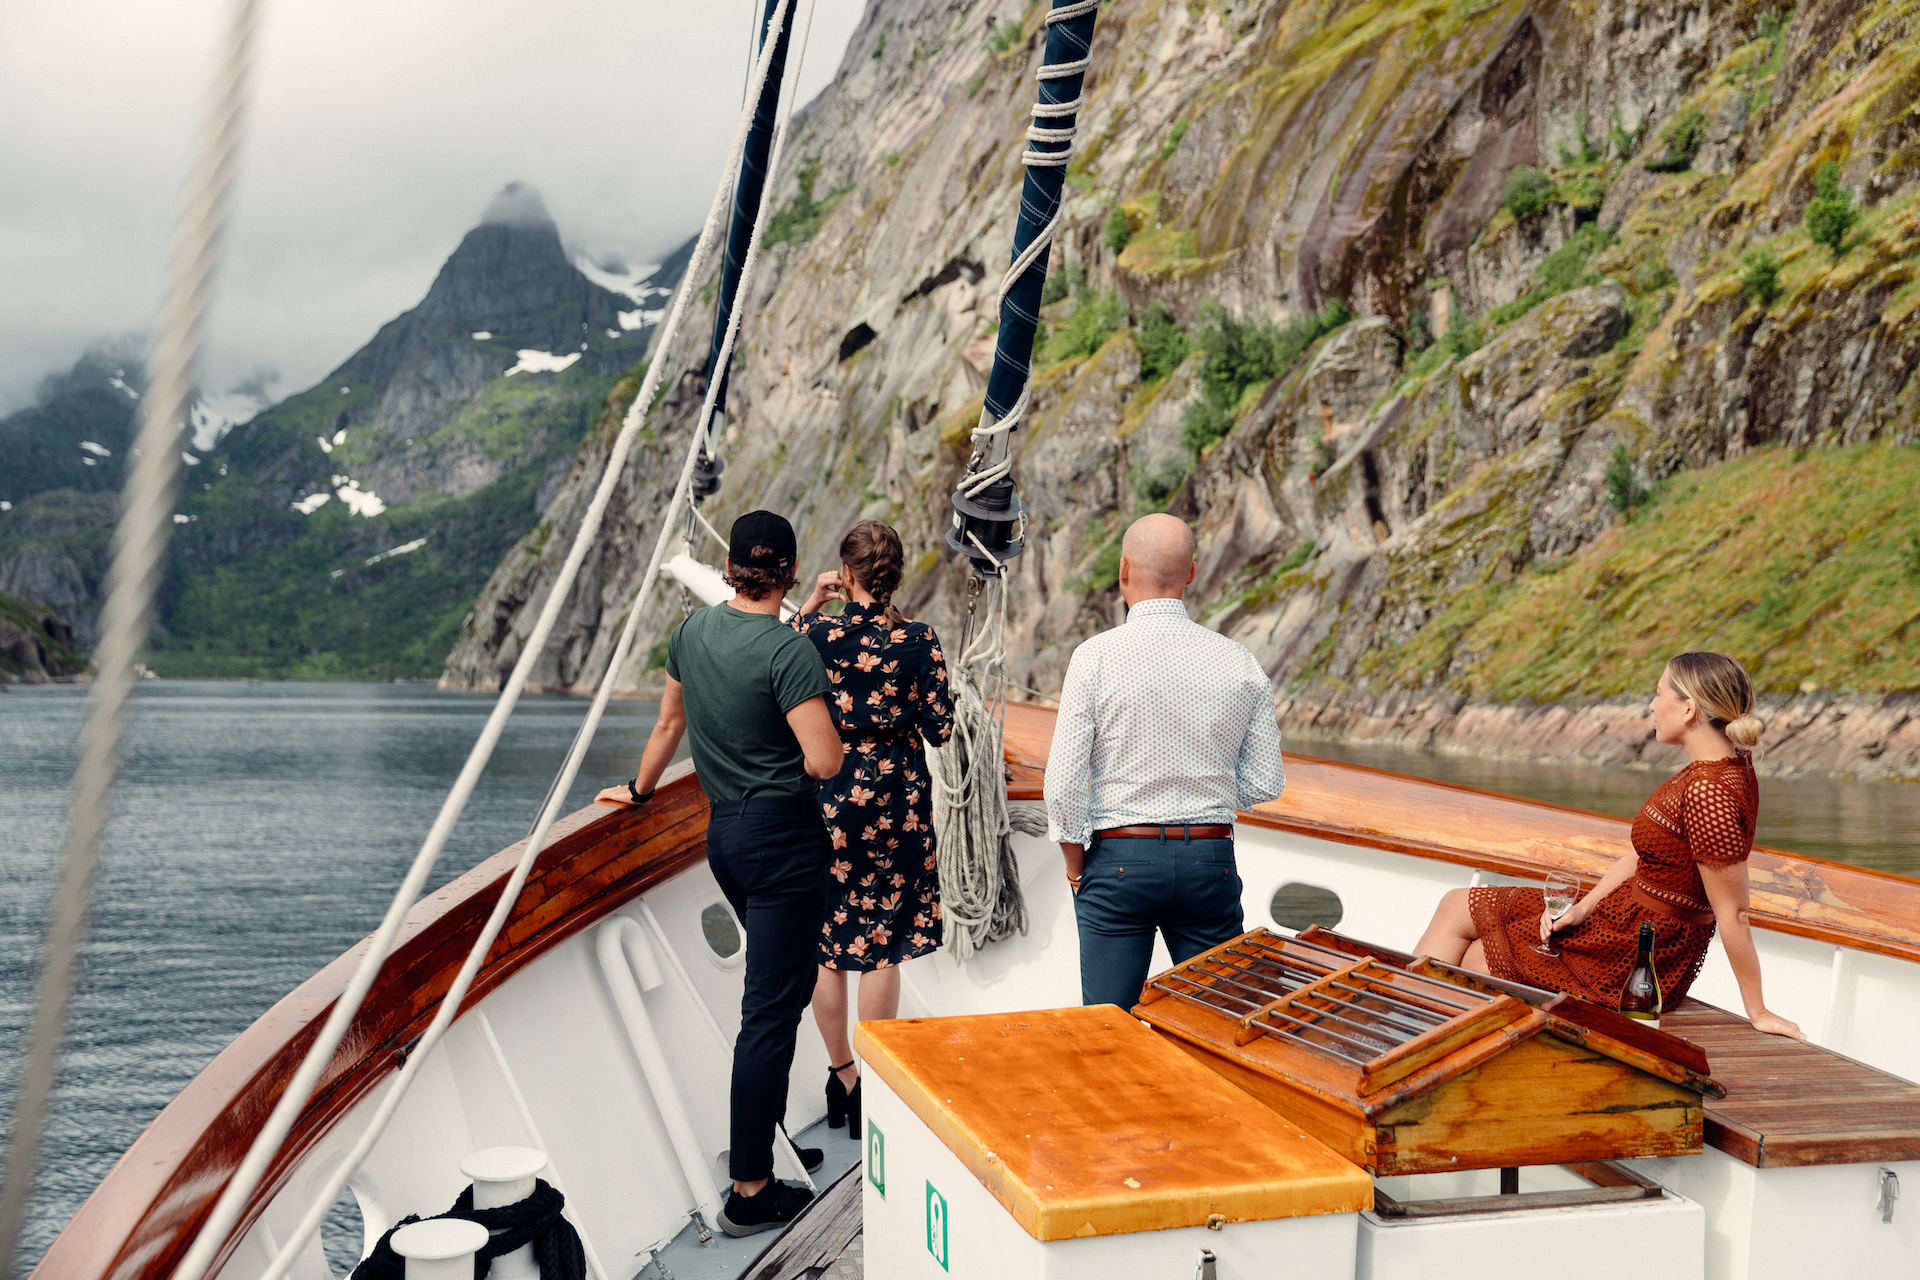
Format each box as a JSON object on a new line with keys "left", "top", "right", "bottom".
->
{"left": 446, "top": 0, "right": 1920, "bottom": 779}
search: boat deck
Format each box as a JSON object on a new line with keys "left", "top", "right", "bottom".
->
{"left": 1669, "top": 998, "right": 1920, "bottom": 1167}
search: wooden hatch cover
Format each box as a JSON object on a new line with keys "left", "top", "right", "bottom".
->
{"left": 1133, "top": 927, "right": 1721, "bottom": 1175}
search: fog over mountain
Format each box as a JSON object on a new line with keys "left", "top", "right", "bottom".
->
{"left": 0, "top": 0, "right": 867, "bottom": 416}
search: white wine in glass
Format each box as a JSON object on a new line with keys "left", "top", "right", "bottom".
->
{"left": 1533, "top": 872, "right": 1580, "bottom": 957}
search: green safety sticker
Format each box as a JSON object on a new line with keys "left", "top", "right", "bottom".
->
{"left": 867, "top": 1120, "right": 886, "bottom": 1198}
{"left": 926, "top": 1180, "right": 949, "bottom": 1271}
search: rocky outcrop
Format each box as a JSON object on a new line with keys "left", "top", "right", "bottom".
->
{"left": 445, "top": 0, "right": 1920, "bottom": 784}
{"left": 0, "top": 595, "right": 85, "bottom": 683}
{"left": 1285, "top": 689, "right": 1920, "bottom": 783}
{"left": 0, "top": 489, "right": 118, "bottom": 649}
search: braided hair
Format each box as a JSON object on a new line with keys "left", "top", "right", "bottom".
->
{"left": 840, "top": 519, "right": 906, "bottom": 628}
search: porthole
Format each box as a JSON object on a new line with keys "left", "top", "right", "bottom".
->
{"left": 1270, "top": 882, "right": 1343, "bottom": 932}
{"left": 700, "top": 900, "right": 745, "bottom": 968}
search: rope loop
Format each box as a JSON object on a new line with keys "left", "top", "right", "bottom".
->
{"left": 349, "top": 1181, "right": 586, "bottom": 1280}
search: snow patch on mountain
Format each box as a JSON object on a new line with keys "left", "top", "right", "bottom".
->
{"left": 503, "top": 350, "right": 581, "bottom": 377}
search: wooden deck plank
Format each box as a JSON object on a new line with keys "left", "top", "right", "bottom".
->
{"left": 1667, "top": 999, "right": 1920, "bottom": 1167}
{"left": 744, "top": 1163, "right": 865, "bottom": 1280}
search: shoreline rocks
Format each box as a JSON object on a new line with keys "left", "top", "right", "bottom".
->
{"left": 1279, "top": 689, "right": 1920, "bottom": 783}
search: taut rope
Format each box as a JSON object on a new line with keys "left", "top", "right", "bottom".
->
{"left": 0, "top": 2, "right": 262, "bottom": 1275}
{"left": 174, "top": 0, "right": 817, "bottom": 1275}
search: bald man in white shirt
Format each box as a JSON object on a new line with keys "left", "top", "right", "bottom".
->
{"left": 1043, "top": 514, "right": 1287, "bottom": 1007}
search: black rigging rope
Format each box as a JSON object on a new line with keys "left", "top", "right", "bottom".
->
{"left": 349, "top": 1181, "right": 585, "bottom": 1280}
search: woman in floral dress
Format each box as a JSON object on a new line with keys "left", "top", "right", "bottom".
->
{"left": 1414, "top": 652, "right": 1804, "bottom": 1039}
{"left": 791, "top": 520, "right": 954, "bottom": 1131}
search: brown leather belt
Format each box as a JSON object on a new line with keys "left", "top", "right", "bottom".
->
{"left": 1631, "top": 877, "right": 1715, "bottom": 928}
{"left": 1095, "top": 824, "right": 1234, "bottom": 841}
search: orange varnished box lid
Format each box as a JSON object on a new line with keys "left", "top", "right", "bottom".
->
{"left": 853, "top": 1005, "right": 1372, "bottom": 1241}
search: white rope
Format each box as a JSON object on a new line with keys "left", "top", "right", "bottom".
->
{"left": 963, "top": 0, "right": 1097, "bottom": 493}
{"left": 932, "top": 571, "right": 1028, "bottom": 960}
{"left": 247, "top": 3, "right": 822, "bottom": 1273}
{"left": 0, "top": 4, "right": 262, "bottom": 1274}
{"left": 173, "top": 4, "right": 813, "bottom": 1277}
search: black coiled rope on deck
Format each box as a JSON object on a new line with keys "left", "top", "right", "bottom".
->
{"left": 348, "top": 1180, "right": 585, "bottom": 1280}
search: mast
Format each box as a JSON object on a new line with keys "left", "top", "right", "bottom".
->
{"left": 694, "top": 0, "right": 797, "bottom": 503}
{"left": 946, "top": 0, "right": 1101, "bottom": 578}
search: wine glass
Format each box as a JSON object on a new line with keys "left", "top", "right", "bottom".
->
{"left": 1532, "top": 872, "right": 1580, "bottom": 957}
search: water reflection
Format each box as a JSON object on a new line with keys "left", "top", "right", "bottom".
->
{"left": 1295, "top": 737, "right": 1920, "bottom": 878}
{"left": 0, "top": 681, "right": 666, "bottom": 1270}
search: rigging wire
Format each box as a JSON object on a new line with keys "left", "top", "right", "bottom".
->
{"left": 239, "top": 2, "right": 821, "bottom": 1275}
{"left": 167, "top": 4, "right": 811, "bottom": 1277}
{"left": 0, "top": 3, "right": 263, "bottom": 1275}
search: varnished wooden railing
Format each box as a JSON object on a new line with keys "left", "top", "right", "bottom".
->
{"left": 1003, "top": 702, "right": 1920, "bottom": 964}
{"left": 34, "top": 707, "right": 1920, "bottom": 1280}
{"left": 32, "top": 763, "right": 710, "bottom": 1280}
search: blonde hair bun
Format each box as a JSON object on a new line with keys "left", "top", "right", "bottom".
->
{"left": 1724, "top": 715, "right": 1765, "bottom": 749}
{"left": 1667, "top": 651, "right": 1762, "bottom": 751}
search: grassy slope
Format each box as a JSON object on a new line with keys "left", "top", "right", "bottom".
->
{"left": 1371, "top": 441, "right": 1920, "bottom": 698}
{"left": 151, "top": 366, "right": 630, "bottom": 681}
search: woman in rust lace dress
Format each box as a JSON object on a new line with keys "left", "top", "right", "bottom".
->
{"left": 792, "top": 520, "right": 954, "bottom": 1131}
{"left": 1414, "top": 652, "right": 1805, "bottom": 1039}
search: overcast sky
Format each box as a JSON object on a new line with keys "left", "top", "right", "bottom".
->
{"left": 0, "top": 0, "right": 870, "bottom": 415}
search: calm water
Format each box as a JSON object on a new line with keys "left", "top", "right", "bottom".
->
{"left": 2, "top": 684, "right": 1916, "bottom": 1271}
{"left": 0, "top": 681, "right": 664, "bottom": 1271}
{"left": 1298, "top": 738, "right": 1920, "bottom": 878}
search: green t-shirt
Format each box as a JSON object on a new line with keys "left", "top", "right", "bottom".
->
{"left": 666, "top": 603, "right": 832, "bottom": 802}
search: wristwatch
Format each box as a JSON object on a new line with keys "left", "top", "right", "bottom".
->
{"left": 627, "top": 779, "right": 655, "bottom": 805}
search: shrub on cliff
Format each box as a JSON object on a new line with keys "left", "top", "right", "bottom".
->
{"left": 1136, "top": 301, "right": 1190, "bottom": 381}
{"left": 1740, "top": 248, "right": 1784, "bottom": 307}
{"left": 1643, "top": 106, "right": 1707, "bottom": 172}
{"left": 1104, "top": 205, "right": 1134, "bottom": 255}
{"left": 1502, "top": 167, "right": 1556, "bottom": 219}
{"left": 1605, "top": 444, "right": 1651, "bottom": 515}
{"left": 1041, "top": 260, "right": 1086, "bottom": 307}
{"left": 765, "top": 155, "right": 848, "bottom": 247}
{"left": 1805, "top": 161, "right": 1858, "bottom": 260}
{"left": 1042, "top": 288, "right": 1128, "bottom": 363}
{"left": 1181, "top": 298, "right": 1352, "bottom": 457}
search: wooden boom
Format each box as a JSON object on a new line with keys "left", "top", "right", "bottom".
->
{"left": 32, "top": 705, "right": 1920, "bottom": 1280}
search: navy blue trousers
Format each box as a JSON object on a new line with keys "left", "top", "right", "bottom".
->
{"left": 705, "top": 795, "right": 834, "bottom": 1182}
{"left": 1073, "top": 833, "right": 1245, "bottom": 1009}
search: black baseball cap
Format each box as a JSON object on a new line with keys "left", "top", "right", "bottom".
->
{"left": 728, "top": 510, "right": 796, "bottom": 570}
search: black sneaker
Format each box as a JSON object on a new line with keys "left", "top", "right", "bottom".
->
{"left": 717, "top": 1180, "right": 815, "bottom": 1237}
{"left": 796, "top": 1145, "right": 824, "bottom": 1173}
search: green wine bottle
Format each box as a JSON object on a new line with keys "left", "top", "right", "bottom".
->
{"left": 1619, "top": 920, "right": 1662, "bottom": 1026}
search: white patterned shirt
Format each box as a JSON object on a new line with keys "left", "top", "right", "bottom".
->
{"left": 1044, "top": 597, "right": 1286, "bottom": 844}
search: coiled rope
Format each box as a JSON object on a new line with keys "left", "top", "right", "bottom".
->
{"left": 0, "top": 3, "right": 262, "bottom": 1276}
{"left": 349, "top": 1181, "right": 584, "bottom": 1280}
{"left": 175, "top": 1, "right": 818, "bottom": 1276}
{"left": 933, "top": 0, "right": 1100, "bottom": 961}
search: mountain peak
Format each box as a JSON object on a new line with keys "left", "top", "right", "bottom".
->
{"left": 480, "top": 182, "right": 553, "bottom": 229}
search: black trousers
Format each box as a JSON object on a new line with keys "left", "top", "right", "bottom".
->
{"left": 1072, "top": 833, "right": 1244, "bottom": 1008}
{"left": 705, "top": 794, "right": 834, "bottom": 1183}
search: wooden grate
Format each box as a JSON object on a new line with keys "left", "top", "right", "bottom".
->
{"left": 1139, "top": 931, "right": 1509, "bottom": 1085}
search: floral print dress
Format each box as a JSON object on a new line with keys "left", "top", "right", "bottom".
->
{"left": 792, "top": 603, "right": 954, "bottom": 970}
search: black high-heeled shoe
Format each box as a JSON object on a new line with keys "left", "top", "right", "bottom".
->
{"left": 826, "top": 1060, "right": 855, "bottom": 1129}
{"left": 845, "top": 1076, "right": 861, "bottom": 1136}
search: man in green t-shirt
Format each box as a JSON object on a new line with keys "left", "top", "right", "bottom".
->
{"left": 602, "top": 510, "right": 843, "bottom": 1236}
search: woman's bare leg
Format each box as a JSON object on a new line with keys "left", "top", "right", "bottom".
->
{"left": 857, "top": 965, "right": 901, "bottom": 1023}
{"left": 811, "top": 967, "right": 858, "bottom": 1089}
{"left": 1462, "top": 939, "right": 1488, "bottom": 972}
{"left": 830, "top": 967, "right": 901, "bottom": 1086}
{"left": 1413, "top": 888, "right": 1480, "bottom": 965}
